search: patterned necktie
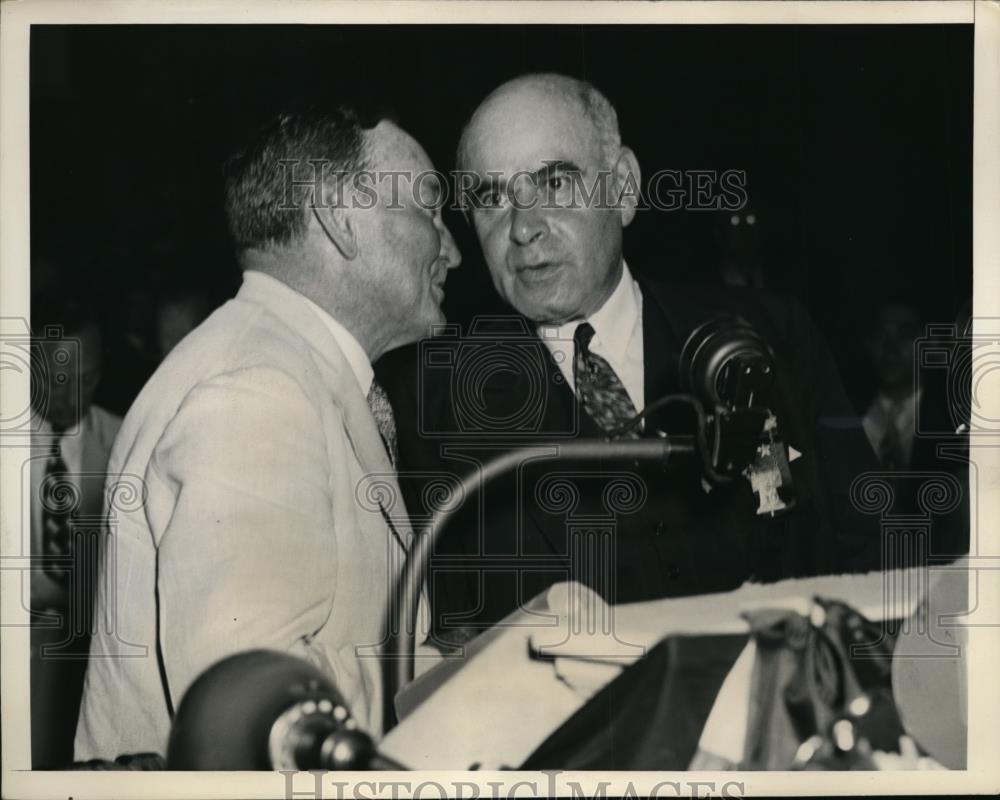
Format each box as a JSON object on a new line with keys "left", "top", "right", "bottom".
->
{"left": 41, "top": 434, "right": 73, "bottom": 583}
{"left": 573, "top": 322, "right": 640, "bottom": 439}
{"left": 366, "top": 379, "right": 398, "bottom": 468}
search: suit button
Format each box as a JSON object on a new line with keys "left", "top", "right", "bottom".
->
{"left": 654, "top": 521, "right": 666, "bottom": 536}
{"left": 667, "top": 565, "right": 681, "bottom": 579}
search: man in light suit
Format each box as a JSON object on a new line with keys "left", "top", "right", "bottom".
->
{"left": 75, "top": 108, "right": 460, "bottom": 760}
{"left": 388, "top": 74, "right": 881, "bottom": 641}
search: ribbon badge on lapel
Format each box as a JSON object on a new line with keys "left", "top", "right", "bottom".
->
{"left": 744, "top": 413, "right": 798, "bottom": 517}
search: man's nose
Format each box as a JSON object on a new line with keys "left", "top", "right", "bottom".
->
{"left": 439, "top": 222, "right": 462, "bottom": 269}
{"left": 510, "top": 203, "right": 549, "bottom": 246}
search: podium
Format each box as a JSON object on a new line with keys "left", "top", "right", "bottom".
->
{"left": 162, "top": 563, "right": 966, "bottom": 771}
{"left": 381, "top": 567, "right": 940, "bottom": 769}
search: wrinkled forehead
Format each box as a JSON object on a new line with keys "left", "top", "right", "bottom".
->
{"left": 463, "top": 86, "right": 601, "bottom": 176}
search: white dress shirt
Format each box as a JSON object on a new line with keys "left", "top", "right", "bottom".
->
{"left": 862, "top": 388, "right": 921, "bottom": 469}
{"left": 29, "top": 404, "right": 122, "bottom": 539}
{"left": 538, "top": 262, "right": 645, "bottom": 412}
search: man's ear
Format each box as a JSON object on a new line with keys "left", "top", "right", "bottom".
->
{"left": 612, "top": 146, "right": 642, "bottom": 228}
{"left": 311, "top": 203, "right": 359, "bottom": 260}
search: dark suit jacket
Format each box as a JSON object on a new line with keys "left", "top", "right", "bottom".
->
{"left": 378, "top": 279, "right": 882, "bottom": 637}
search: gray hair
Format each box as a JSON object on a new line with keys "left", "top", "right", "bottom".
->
{"left": 223, "top": 108, "right": 380, "bottom": 254}
{"left": 457, "top": 73, "right": 623, "bottom": 172}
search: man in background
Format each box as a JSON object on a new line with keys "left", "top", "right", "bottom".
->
{"left": 155, "top": 284, "right": 213, "bottom": 359}
{"left": 860, "top": 300, "right": 970, "bottom": 556}
{"left": 29, "top": 291, "right": 121, "bottom": 767}
{"left": 861, "top": 303, "right": 923, "bottom": 471}
{"left": 388, "top": 73, "right": 881, "bottom": 635}
{"left": 75, "top": 108, "right": 460, "bottom": 760}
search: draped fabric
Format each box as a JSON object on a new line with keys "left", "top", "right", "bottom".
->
{"left": 739, "top": 597, "right": 902, "bottom": 769}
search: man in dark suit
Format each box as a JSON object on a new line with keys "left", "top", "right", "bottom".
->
{"left": 384, "top": 73, "right": 881, "bottom": 638}
{"left": 29, "top": 291, "right": 122, "bottom": 767}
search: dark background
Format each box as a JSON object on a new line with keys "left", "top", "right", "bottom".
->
{"left": 30, "top": 24, "right": 973, "bottom": 412}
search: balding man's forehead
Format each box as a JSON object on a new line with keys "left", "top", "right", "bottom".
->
{"left": 463, "top": 89, "right": 600, "bottom": 174}
{"left": 477, "top": 80, "right": 584, "bottom": 124}
{"left": 484, "top": 72, "right": 586, "bottom": 106}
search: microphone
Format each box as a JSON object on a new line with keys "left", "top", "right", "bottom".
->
{"left": 679, "top": 315, "right": 775, "bottom": 411}
{"left": 678, "top": 315, "right": 795, "bottom": 515}
{"left": 167, "top": 650, "right": 404, "bottom": 770}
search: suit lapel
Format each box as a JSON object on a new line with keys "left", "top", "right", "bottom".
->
{"left": 639, "top": 280, "right": 683, "bottom": 405}
{"left": 236, "top": 275, "right": 408, "bottom": 524}
{"left": 535, "top": 327, "right": 604, "bottom": 440}
{"left": 474, "top": 315, "right": 602, "bottom": 561}
{"left": 638, "top": 279, "right": 693, "bottom": 437}
{"left": 477, "top": 314, "right": 604, "bottom": 440}
{"left": 79, "top": 420, "right": 109, "bottom": 518}
{"left": 492, "top": 283, "right": 687, "bottom": 436}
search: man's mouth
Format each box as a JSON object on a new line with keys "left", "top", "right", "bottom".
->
{"left": 515, "top": 261, "right": 562, "bottom": 282}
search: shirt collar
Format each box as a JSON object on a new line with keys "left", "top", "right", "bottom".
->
{"left": 243, "top": 270, "right": 374, "bottom": 396}
{"left": 34, "top": 407, "right": 93, "bottom": 453}
{"left": 542, "top": 261, "right": 641, "bottom": 362}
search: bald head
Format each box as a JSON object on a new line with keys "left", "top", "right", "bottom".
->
{"left": 457, "top": 73, "right": 622, "bottom": 173}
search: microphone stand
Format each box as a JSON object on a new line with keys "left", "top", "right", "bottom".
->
{"left": 386, "top": 436, "right": 697, "bottom": 712}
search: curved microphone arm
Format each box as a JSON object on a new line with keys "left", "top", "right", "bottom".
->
{"left": 387, "top": 315, "right": 780, "bottom": 715}
{"left": 387, "top": 436, "right": 696, "bottom": 706}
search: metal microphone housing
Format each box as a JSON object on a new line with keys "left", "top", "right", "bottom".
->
{"left": 167, "top": 649, "right": 382, "bottom": 770}
{"left": 679, "top": 315, "right": 775, "bottom": 411}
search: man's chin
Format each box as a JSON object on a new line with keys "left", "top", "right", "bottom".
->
{"left": 410, "top": 306, "right": 447, "bottom": 339}
{"left": 511, "top": 291, "right": 577, "bottom": 326}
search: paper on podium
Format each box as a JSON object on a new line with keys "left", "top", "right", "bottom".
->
{"left": 380, "top": 568, "right": 924, "bottom": 769}
{"left": 382, "top": 582, "right": 616, "bottom": 770}
{"left": 532, "top": 567, "right": 925, "bottom": 662}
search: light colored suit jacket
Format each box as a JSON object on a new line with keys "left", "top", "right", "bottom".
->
{"left": 75, "top": 274, "right": 413, "bottom": 760}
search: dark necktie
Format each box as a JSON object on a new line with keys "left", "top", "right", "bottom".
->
{"left": 573, "top": 322, "right": 640, "bottom": 439}
{"left": 41, "top": 434, "right": 74, "bottom": 583}
{"left": 366, "top": 379, "right": 398, "bottom": 468}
